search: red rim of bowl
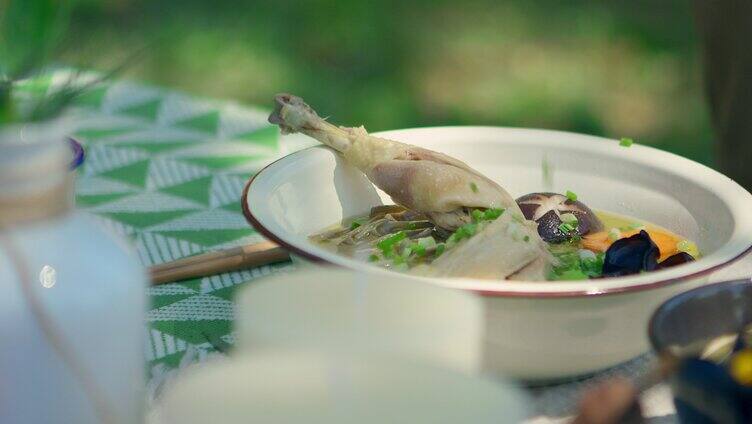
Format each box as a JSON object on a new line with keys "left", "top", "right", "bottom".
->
{"left": 241, "top": 151, "right": 752, "bottom": 299}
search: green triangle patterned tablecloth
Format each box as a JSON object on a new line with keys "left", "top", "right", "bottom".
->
{"left": 33, "top": 72, "right": 317, "bottom": 394}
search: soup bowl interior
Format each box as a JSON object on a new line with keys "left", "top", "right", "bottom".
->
{"left": 243, "top": 127, "right": 752, "bottom": 296}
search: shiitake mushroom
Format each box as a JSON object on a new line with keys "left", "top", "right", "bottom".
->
{"left": 516, "top": 192, "right": 603, "bottom": 243}
{"left": 517, "top": 192, "right": 696, "bottom": 277}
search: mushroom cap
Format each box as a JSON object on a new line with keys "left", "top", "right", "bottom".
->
{"left": 516, "top": 192, "right": 603, "bottom": 243}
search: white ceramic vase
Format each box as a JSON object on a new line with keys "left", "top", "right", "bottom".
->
{"left": 0, "top": 121, "right": 147, "bottom": 424}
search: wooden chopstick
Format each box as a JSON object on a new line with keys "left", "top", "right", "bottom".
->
{"left": 149, "top": 240, "right": 290, "bottom": 285}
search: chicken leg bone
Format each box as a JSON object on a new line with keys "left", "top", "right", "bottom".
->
{"left": 269, "top": 93, "right": 522, "bottom": 230}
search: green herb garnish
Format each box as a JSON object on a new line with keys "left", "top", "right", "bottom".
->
{"left": 483, "top": 208, "right": 504, "bottom": 220}
{"left": 558, "top": 222, "right": 575, "bottom": 233}
{"left": 549, "top": 249, "right": 605, "bottom": 280}
{"left": 350, "top": 218, "right": 367, "bottom": 230}
{"left": 470, "top": 182, "right": 479, "bottom": 193}
{"left": 557, "top": 213, "right": 580, "bottom": 241}
{"left": 580, "top": 252, "right": 605, "bottom": 277}
{"left": 417, "top": 236, "right": 437, "bottom": 251}
{"left": 435, "top": 243, "right": 446, "bottom": 257}
{"left": 565, "top": 190, "right": 578, "bottom": 201}
{"left": 619, "top": 137, "right": 634, "bottom": 147}
{"left": 448, "top": 223, "right": 478, "bottom": 244}
{"left": 471, "top": 208, "right": 504, "bottom": 223}
{"left": 523, "top": 235, "right": 530, "bottom": 242}
{"left": 560, "top": 213, "right": 578, "bottom": 225}
{"left": 377, "top": 231, "right": 407, "bottom": 258}
{"left": 368, "top": 254, "right": 380, "bottom": 262}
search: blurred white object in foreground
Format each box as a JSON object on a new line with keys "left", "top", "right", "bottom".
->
{"left": 235, "top": 268, "right": 484, "bottom": 374}
{"left": 0, "top": 120, "right": 146, "bottom": 424}
{"left": 153, "top": 268, "right": 530, "bottom": 423}
{"left": 154, "top": 350, "right": 529, "bottom": 424}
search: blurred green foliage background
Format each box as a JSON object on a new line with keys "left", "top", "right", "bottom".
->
{"left": 61, "top": 0, "right": 714, "bottom": 165}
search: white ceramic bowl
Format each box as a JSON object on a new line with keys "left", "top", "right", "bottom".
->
{"left": 242, "top": 127, "right": 752, "bottom": 381}
{"left": 155, "top": 351, "right": 530, "bottom": 424}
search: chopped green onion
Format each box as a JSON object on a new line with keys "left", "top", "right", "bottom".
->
{"left": 471, "top": 208, "right": 505, "bottom": 223}
{"left": 578, "top": 249, "right": 596, "bottom": 260}
{"left": 557, "top": 214, "right": 580, "bottom": 241}
{"left": 581, "top": 252, "right": 605, "bottom": 277}
{"left": 450, "top": 222, "right": 477, "bottom": 243}
{"left": 444, "top": 211, "right": 505, "bottom": 252}
{"left": 406, "top": 222, "right": 417, "bottom": 230}
{"left": 417, "top": 236, "right": 437, "bottom": 251}
{"left": 550, "top": 249, "right": 605, "bottom": 280}
{"left": 368, "top": 254, "right": 380, "bottom": 262}
{"left": 349, "top": 218, "right": 367, "bottom": 230}
{"left": 470, "top": 182, "right": 479, "bottom": 193}
{"left": 565, "top": 190, "right": 578, "bottom": 202}
{"left": 523, "top": 235, "right": 530, "bottom": 242}
{"left": 619, "top": 137, "right": 634, "bottom": 147}
{"left": 560, "top": 213, "right": 578, "bottom": 225}
{"left": 435, "top": 243, "right": 446, "bottom": 257}
{"left": 412, "top": 243, "right": 426, "bottom": 257}
{"left": 558, "top": 222, "right": 575, "bottom": 233}
{"left": 377, "top": 231, "right": 407, "bottom": 257}
{"left": 462, "top": 223, "right": 478, "bottom": 237}
{"left": 484, "top": 208, "right": 504, "bottom": 220}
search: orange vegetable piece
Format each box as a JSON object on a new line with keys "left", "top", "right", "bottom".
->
{"left": 582, "top": 229, "right": 680, "bottom": 261}
{"left": 581, "top": 231, "right": 611, "bottom": 253}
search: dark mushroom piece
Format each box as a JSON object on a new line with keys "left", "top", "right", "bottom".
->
{"left": 596, "top": 232, "right": 695, "bottom": 278}
{"left": 602, "top": 230, "right": 659, "bottom": 277}
{"left": 657, "top": 251, "right": 695, "bottom": 269}
{"left": 516, "top": 192, "right": 603, "bottom": 243}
